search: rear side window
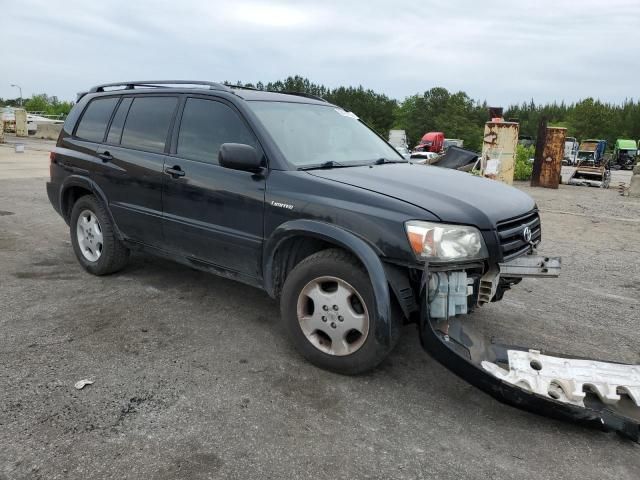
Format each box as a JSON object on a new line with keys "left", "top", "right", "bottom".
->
{"left": 75, "top": 97, "right": 119, "bottom": 142}
{"left": 177, "top": 98, "right": 256, "bottom": 164}
{"left": 121, "top": 96, "right": 177, "bottom": 153}
{"left": 106, "top": 97, "right": 133, "bottom": 144}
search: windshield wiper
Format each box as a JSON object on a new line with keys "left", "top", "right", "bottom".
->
{"left": 298, "top": 158, "right": 405, "bottom": 171}
{"left": 372, "top": 158, "right": 407, "bottom": 165}
{"left": 298, "top": 161, "right": 350, "bottom": 171}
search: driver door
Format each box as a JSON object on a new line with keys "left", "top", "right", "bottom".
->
{"left": 161, "top": 96, "right": 266, "bottom": 280}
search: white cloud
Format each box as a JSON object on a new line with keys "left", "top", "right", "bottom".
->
{"left": 220, "top": 2, "right": 316, "bottom": 28}
{"left": 1, "top": 0, "right": 638, "bottom": 106}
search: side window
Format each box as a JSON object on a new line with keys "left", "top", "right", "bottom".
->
{"left": 75, "top": 97, "right": 119, "bottom": 142}
{"left": 177, "top": 98, "right": 256, "bottom": 164}
{"left": 120, "top": 96, "right": 177, "bottom": 153}
{"left": 106, "top": 97, "right": 133, "bottom": 144}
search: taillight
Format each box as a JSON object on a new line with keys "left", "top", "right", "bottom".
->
{"left": 49, "top": 151, "right": 56, "bottom": 178}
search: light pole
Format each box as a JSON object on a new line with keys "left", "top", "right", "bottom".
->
{"left": 10, "top": 84, "right": 23, "bottom": 106}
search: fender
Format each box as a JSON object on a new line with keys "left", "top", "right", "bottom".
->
{"left": 59, "top": 175, "right": 123, "bottom": 239}
{"left": 263, "top": 219, "right": 392, "bottom": 346}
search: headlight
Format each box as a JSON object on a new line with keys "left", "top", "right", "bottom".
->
{"left": 405, "top": 221, "right": 488, "bottom": 262}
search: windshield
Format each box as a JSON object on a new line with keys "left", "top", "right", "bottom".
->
{"left": 579, "top": 142, "right": 597, "bottom": 151}
{"left": 248, "top": 101, "right": 403, "bottom": 168}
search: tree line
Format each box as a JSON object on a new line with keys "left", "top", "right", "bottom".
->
{"left": 3, "top": 76, "right": 639, "bottom": 151}
{"left": 0, "top": 94, "right": 73, "bottom": 118}
{"left": 234, "top": 76, "right": 640, "bottom": 151}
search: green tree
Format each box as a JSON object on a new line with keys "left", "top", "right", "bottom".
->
{"left": 181, "top": 74, "right": 640, "bottom": 153}
{"left": 514, "top": 144, "right": 535, "bottom": 181}
{"left": 24, "top": 94, "right": 50, "bottom": 113}
{"left": 231, "top": 76, "right": 394, "bottom": 135}
{"left": 394, "top": 87, "right": 485, "bottom": 150}
{"left": 326, "top": 86, "right": 396, "bottom": 135}
{"left": 23, "top": 93, "right": 74, "bottom": 117}
{"left": 568, "top": 98, "right": 614, "bottom": 143}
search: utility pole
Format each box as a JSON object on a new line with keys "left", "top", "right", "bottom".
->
{"left": 10, "top": 84, "right": 23, "bottom": 106}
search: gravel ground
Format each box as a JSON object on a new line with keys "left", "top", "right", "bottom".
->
{"left": 1, "top": 147, "right": 639, "bottom": 479}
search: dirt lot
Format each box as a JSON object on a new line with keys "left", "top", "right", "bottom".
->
{"left": 1, "top": 142, "right": 639, "bottom": 479}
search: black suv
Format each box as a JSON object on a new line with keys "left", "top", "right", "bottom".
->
{"left": 47, "top": 81, "right": 639, "bottom": 441}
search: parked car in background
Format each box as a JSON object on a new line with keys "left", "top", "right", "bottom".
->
{"left": 414, "top": 131, "right": 444, "bottom": 153}
{"left": 612, "top": 139, "right": 637, "bottom": 170}
{"left": 563, "top": 136, "right": 579, "bottom": 165}
{"left": 409, "top": 151, "right": 440, "bottom": 164}
{"left": 576, "top": 139, "right": 607, "bottom": 165}
{"left": 0, "top": 106, "right": 64, "bottom": 134}
{"left": 388, "top": 129, "right": 408, "bottom": 150}
{"left": 569, "top": 139, "right": 610, "bottom": 188}
{"left": 443, "top": 138, "right": 464, "bottom": 150}
{"left": 518, "top": 135, "right": 534, "bottom": 148}
{"left": 394, "top": 145, "right": 411, "bottom": 159}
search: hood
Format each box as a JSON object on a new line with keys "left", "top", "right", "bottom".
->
{"left": 307, "top": 163, "right": 536, "bottom": 229}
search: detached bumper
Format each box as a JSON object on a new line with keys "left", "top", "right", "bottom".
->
{"left": 499, "top": 255, "right": 561, "bottom": 278}
{"left": 418, "top": 262, "right": 640, "bottom": 442}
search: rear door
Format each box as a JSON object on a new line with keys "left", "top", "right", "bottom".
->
{"left": 69, "top": 95, "right": 120, "bottom": 179}
{"left": 161, "top": 95, "right": 265, "bottom": 279}
{"left": 94, "top": 95, "right": 179, "bottom": 246}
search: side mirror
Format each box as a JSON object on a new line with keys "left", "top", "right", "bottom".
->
{"left": 219, "top": 143, "right": 262, "bottom": 172}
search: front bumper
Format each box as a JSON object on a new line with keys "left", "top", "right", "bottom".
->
{"left": 418, "top": 258, "right": 640, "bottom": 442}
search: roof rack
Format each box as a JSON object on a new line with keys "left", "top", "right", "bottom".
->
{"left": 224, "top": 83, "right": 260, "bottom": 91}
{"left": 281, "top": 91, "right": 328, "bottom": 103}
{"left": 225, "top": 85, "right": 328, "bottom": 103}
{"left": 87, "top": 80, "right": 231, "bottom": 94}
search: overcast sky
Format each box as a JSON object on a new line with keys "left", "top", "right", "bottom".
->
{"left": 2, "top": 0, "right": 638, "bottom": 105}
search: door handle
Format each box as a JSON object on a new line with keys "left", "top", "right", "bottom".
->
{"left": 98, "top": 151, "right": 113, "bottom": 162}
{"left": 164, "top": 165, "right": 185, "bottom": 178}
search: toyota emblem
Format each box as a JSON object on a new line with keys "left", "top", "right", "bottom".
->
{"left": 522, "top": 226, "right": 532, "bottom": 243}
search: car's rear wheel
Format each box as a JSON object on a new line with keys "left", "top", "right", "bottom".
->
{"left": 70, "top": 195, "right": 129, "bottom": 275}
{"left": 280, "top": 249, "right": 399, "bottom": 375}
{"left": 76, "top": 209, "right": 103, "bottom": 262}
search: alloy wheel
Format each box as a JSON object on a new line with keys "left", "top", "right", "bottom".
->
{"left": 76, "top": 209, "right": 103, "bottom": 262}
{"left": 296, "top": 276, "right": 370, "bottom": 356}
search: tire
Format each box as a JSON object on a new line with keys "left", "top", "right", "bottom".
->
{"left": 280, "top": 248, "right": 400, "bottom": 375}
{"left": 70, "top": 195, "right": 129, "bottom": 275}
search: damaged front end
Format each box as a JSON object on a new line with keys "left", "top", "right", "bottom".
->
{"left": 418, "top": 254, "right": 640, "bottom": 442}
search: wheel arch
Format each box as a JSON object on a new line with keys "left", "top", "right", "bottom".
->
{"left": 264, "top": 220, "right": 393, "bottom": 346}
{"left": 59, "top": 176, "right": 121, "bottom": 238}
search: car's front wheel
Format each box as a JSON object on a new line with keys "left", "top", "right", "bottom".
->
{"left": 280, "top": 249, "right": 399, "bottom": 375}
{"left": 70, "top": 195, "right": 129, "bottom": 275}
